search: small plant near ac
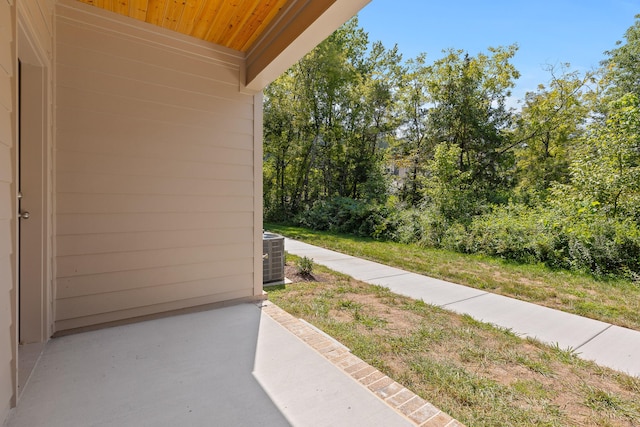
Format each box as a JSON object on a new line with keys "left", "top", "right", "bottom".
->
{"left": 296, "top": 256, "right": 314, "bottom": 276}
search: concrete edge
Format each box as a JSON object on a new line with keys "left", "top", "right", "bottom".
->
{"left": 257, "top": 301, "right": 465, "bottom": 427}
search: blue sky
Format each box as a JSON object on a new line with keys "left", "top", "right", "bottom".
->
{"left": 357, "top": 0, "right": 638, "bottom": 101}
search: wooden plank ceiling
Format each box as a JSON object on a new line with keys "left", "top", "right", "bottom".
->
{"left": 76, "top": 0, "right": 291, "bottom": 52}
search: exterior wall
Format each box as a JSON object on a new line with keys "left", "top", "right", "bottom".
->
{"left": 1, "top": 0, "right": 54, "bottom": 416}
{"left": 0, "top": 0, "right": 16, "bottom": 419}
{"left": 54, "top": 1, "right": 261, "bottom": 331}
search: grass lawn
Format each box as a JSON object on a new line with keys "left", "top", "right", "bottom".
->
{"left": 265, "top": 223, "right": 640, "bottom": 331}
{"left": 268, "top": 257, "right": 640, "bottom": 427}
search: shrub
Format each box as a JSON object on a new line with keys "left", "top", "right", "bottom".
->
{"left": 294, "top": 197, "right": 399, "bottom": 239}
{"left": 563, "top": 215, "right": 640, "bottom": 277}
{"left": 464, "top": 203, "right": 558, "bottom": 264}
{"left": 289, "top": 194, "right": 640, "bottom": 279}
{"left": 296, "top": 256, "right": 314, "bottom": 276}
{"left": 464, "top": 201, "right": 640, "bottom": 278}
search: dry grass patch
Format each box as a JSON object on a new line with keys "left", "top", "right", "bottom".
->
{"left": 268, "top": 259, "right": 640, "bottom": 427}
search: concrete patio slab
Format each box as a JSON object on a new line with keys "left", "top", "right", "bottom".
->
{"left": 577, "top": 325, "right": 640, "bottom": 377}
{"left": 6, "top": 303, "right": 416, "bottom": 427}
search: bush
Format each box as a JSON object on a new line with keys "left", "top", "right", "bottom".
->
{"left": 384, "top": 205, "right": 454, "bottom": 248}
{"left": 289, "top": 195, "right": 640, "bottom": 279}
{"left": 463, "top": 202, "right": 640, "bottom": 278}
{"left": 563, "top": 216, "right": 640, "bottom": 276}
{"left": 296, "top": 256, "right": 314, "bottom": 276}
{"left": 389, "top": 208, "right": 425, "bottom": 243}
{"left": 464, "top": 204, "right": 559, "bottom": 264}
{"left": 294, "top": 197, "right": 399, "bottom": 239}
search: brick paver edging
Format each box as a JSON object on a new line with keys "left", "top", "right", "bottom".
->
{"left": 258, "top": 301, "right": 465, "bottom": 427}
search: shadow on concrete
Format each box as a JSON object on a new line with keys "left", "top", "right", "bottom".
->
{"left": 7, "top": 303, "right": 412, "bottom": 427}
{"left": 8, "top": 304, "right": 290, "bottom": 426}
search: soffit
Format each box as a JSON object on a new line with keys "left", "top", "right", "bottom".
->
{"left": 75, "top": 0, "right": 291, "bottom": 52}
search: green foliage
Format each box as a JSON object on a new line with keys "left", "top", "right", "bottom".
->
{"left": 294, "top": 196, "right": 398, "bottom": 239}
{"left": 423, "top": 143, "right": 481, "bottom": 224}
{"left": 263, "top": 18, "right": 402, "bottom": 221}
{"left": 424, "top": 46, "right": 520, "bottom": 198}
{"left": 567, "top": 93, "right": 640, "bottom": 220}
{"left": 293, "top": 191, "right": 640, "bottom": 278}
{"left": 391, "top": 53, "right": 431, "bottom": 204}
{"left": 601, "top": 14, "right": 640, "bottom": 101}
{"left": 461, "top": 201, "right": 640, "bottom": 277}
{"left": 512, "top": 65, "right": 592, "bottom": 198}
{"left": 463, "top": 203, "right": 560, "bottom": 264}
{"left": 265, "top": 16, "right": 640, "bottom": 280}
{"left": 295, "top": 256, "right": 314, "bottom": 276}
{"left": 383, "top": 205, "right": 445, "bottom": 247}
{"left": 391, "top": 46, "right": 520, "bottom": 206}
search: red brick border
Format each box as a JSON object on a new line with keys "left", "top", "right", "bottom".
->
{"left": 259, "top": 301, "right": 465, "bottom": 427}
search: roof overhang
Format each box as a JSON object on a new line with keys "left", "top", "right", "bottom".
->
{"left": 243, "top": 0, "right": 370, "bottom": 91}
{"left": 75, "top": 0, "right": 371, "bottom": 91}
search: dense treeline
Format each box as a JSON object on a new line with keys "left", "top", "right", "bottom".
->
{"left": 263, "top": 16, "right": 640, "bottom": 278}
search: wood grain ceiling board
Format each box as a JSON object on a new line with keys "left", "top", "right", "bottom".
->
{"left": 76, "top": 0, "right": 291, "bottom": 52}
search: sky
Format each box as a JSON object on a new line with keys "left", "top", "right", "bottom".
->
{"left": 357, "top": 0, "right": 639, "bottom": 102}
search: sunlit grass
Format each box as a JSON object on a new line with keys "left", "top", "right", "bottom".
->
{"left": 266, "top": 223, "right": 640, "bottom": 331}
{"left": 269, "top": 257, "right": 640, "bottom": 427}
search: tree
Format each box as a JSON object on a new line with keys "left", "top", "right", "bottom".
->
{"left": 601, "top": 14, "right": 640, "bottom": 102}
{"left": 342, "top": 41, "right": 404, "bottom": 201}
{"left": 565, "top": 93, "right": 640, "bottom": 219}
{"left": 263, "top": 72, "right": 296, "bottom": 219}
{"left": 263, "top": 18, "right": 400, "bottom": 219}
{"left": 392, "top": 54, "right": 431, "bottom": 204}
{"left": 512, "top": 65, "right": 592, "bottom": 198}
{"left": 423, "top": 143, "right": 475, "bottom": 223}
{"left": 425, "top": 45, "right": 520, "bottom": 202}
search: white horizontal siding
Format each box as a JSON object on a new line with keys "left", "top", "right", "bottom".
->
{"left": 56, "top": 60, "right": 252, "bottom": 109}
{"left": 56, "top": 113, "right": 254, "bottom": 151}
{"left": 55, "top": 2, "right": 259, "bottom": 331}
{"left": 0, "top": 106, "right": 11, "bottom": 147}
{"left": 56, "top": 172, "right": 254, "bottom": 197}
{"left": 56, "top": 212, "right": 253, "bottom": 234}
{"left": 57, "top": 150, "right": 254, "bottom": 181}
{"left": 56, "top": 261, "right": 254, "bottom": 302}
{"left": 55, "top": 88, "right": 252, "bottom": 132}
{"left": 0, "top": 2, "right": 11, "bottom": 76}
{"left": 56, "top": 227, "right": 254, "bottom": 256}
{"left": 0, "top": 71, "right": 9, "bottom": 112}
{"left": 56, "top": 273, "right": 254, "bottom": 320}
{"left": 56, "top": 243, "right": 253, "bottom": 278}
{"left": 56, "top": 194, "right": 254, "bottom": 214}
{"left": 0, "top": 144, "right": 10, "bottom": 184}
{"left": 54, "top": 41, "right": 239, "bottom": 90}
{"left": 56, "top": 127, "right": 254, "bottom": 166}
{"left": 54, "top": 288, "right": 253, "bottom": 331}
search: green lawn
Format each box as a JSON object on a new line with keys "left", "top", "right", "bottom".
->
{"left": 265, "top": 223, "right": 640, "bottom": 331}
{"left": 269, "top": 257, "right": 640, "bottom": 427}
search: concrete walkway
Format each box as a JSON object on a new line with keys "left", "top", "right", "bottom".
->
{"left": 284, "top": 238, "right": 640, "bottom": 378}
